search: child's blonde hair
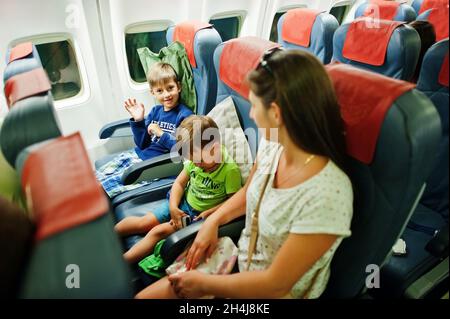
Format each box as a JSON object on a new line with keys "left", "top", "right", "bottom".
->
{"left": 175, "top": 115, "right": 220, "bottom": 157}
{"left": 147, "top": 62, "right": 179, "bottom": 88}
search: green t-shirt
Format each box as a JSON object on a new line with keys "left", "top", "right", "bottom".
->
{"left": 184, "top": 146, "right": 242, "bottom": 212}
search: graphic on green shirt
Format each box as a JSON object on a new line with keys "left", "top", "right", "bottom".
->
{"left": 184, "top": 146, "right": 242, "bottom": 212}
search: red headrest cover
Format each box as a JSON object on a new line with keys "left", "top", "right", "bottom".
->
{"left": 326, "top": 64, "right": 416, "bottom": 164}
{"left": 281, "top": 8, "right": 323, "bottom": 47}
{"left": 8, "top": 42, "right": 33, "bottom": 64}
{"left": 439, "top": 52, "right": 449, "bottom": 87}
{"left": 427, "top": 6, "right": 449, "bottom": 41}
{"left": 363, "top": 0, "right": 401, "bottom": 20}
{"left": 219, "top": 36, "right": 280, "bottom": 99}
{"left": 419, "top": 0, "right": 449, "bottom": 13}
{"left": 342, "top": 18, "right": 404, "bottom": 66}
{"left": 173, "top": 20, "right": 212, "bottom": 68}
{"left": 21, "top": 133, "right": 109, "bottom": 241}
{"left": 4, "top": 68, "right": 51, "bottom": 108}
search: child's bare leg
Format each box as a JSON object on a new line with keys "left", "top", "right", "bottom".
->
{"left": 114, "top": 213, "right": 160, "bottom": 237}
{"left": 135, "top": 276, "right": 178, "bottom": 299}
{"left": 124, "top": 222, "right": 175, "bottom": 264}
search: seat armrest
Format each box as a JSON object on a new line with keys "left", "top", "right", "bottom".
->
{"left": 99, "top": 119, "right": 132, "bottom": 139}
{"left": 121, "top": 152, "right": 183, "bottom": 184}
{"left": 160, "top": 216, "right": 246, "bottom": 265}
{"left": 426, "top": 225, "right": 449, "bottom": 258}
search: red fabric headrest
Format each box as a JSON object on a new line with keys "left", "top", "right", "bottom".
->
{"left": 173, "top": 20, "right": 212, "bottom": 68}
{"left": 342, "top": 18, "right": 404, "bottom": 66}
{"left": 4, "top": 68, "right": 51, "bottom": 109}
{"left": 419, "top": 0, "right": 449, "bottom": 13}
{"left": 439, "top": 52, "right": 449, "bottom": 87}
{"left": 281, "top": 8, "right": 323, "bottom": 47}
{"left": 219, "top": 37, "right": 280, "bottom": 99}
{"left": 21, "top": 133, "right": 108, "bottom": 241}
{"left": 8, "top": 42, "right": 33, "bottom": 64}
{"left": 363, "top": 0, "right": 401, "bottom": 20}
{"left": 427, "top": 6, "right": 449, "bottom": 41}
{"left": 326, "top": 64, "right": 416, "bottom": 164}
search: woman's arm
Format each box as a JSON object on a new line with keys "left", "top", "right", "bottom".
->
{"left": 185, "top": 163, "right": 257, "bottom": 270}
{"left": 171, "top": 232, "right": 338, "bottom": 298}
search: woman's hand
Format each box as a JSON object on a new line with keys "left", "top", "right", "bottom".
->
{"left": 168, "top": 271, "right": 208, "bottom": 299}
{"left": 124, "top": 98, "right": 145, "bottom": 122}
{"left": 185, "top": 218, "right": 219, "bottom": 270}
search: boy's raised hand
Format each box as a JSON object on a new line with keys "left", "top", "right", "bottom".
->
{"left": 124, "top": 98, "right": 145, "bottom": 122}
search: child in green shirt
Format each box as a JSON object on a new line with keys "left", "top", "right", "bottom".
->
{"left": 115, "top": 115, "right": 242, "bottom": 264}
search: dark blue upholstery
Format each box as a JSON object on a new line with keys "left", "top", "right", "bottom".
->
{"left": 167, "top": 25, "right": 222, "bottom": 115}
{"left": 332, "top": 22, "right": 421, "bottom": 80}
{"left": 3, "top": 44, "right": 42, "bottom": 82}
{"left": 412, "top": 0, "right": 425, "bottom": 14}
{"left": 417, "top": 39, "right": 449, "bottom": 219}
{"left": 277, "top": 12, "right": 339, "bottom": 64}
{"left": 372, "top": 40, "right": 449, "bottom": 299}
{"left": 323, "top": 67, "right": 441, "bottom": 298}
{"left": 354, "top": 2, "right": 417, "bottom": 22}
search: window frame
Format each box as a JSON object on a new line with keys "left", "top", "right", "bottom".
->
{"left": 10, "top": 33, "right": 89, "bottom": 109}
{"left": 124, "top": 20, "right": 173, "bottom": 90}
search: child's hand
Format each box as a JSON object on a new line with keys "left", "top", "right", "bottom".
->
{"left": 124, "top": 98, "right": 145, "bottom": 122}
{"left": 170, "top": 207, "right": 188, "bottom": 230}
{"left": 148, "top": 123, "right": 164, "bottom": 137}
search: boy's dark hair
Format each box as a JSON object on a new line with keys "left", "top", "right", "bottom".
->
{"left": 147, "top": 62, "right": 179, "bottom": 88}
{"left": 175, "top": 115, "right": 220, "bottom": 157}
{"left": 247, "top": 49, "right": 348, "bottom": 173}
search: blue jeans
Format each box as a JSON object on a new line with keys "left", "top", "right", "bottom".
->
{"left": 152, "top": 197, "right": 200, "bottom": 223}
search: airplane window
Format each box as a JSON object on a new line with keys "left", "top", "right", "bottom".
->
{"left": 269, "top": 12, "right": 287, "bottom": 42}
{"left": 330, "top": 5, "right": 350, "bottom": 25}
{"left": 35, "top": 41, "right": 82, "bottom": 101}
{"left": 125, "top": 30, "right": 168, "bottom": 83}
{"left": 209, "top": 16, "right": 241, "bottom": 42}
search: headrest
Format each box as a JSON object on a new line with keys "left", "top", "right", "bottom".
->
{"left": 173, "top": 20, "right": 213, "bottom": 68}
{"left": 439, "top": 52, "right": 449, "bottom": 87}
{"left": 4, "top": 68, "right": 51, "bottom": 108}
{"left": 418, "top": 0, "right": 449, "bottom": 13}
{"left": 362, "top": 0, "right": 402, "bottom": 20}
{"left": 326, "top": 64, "right": 416, "bottom": 164}
{"left": 423, "top": 7, "right": 450, "bottom": 41}
{"left": 219, "top": 36, "right": 280, "bottom": 99}
{"left": 7, "top": 42, "right": 33, "bottom": 64}
{"left": 21, "top": 133, "right": 108, "bottom": 241}
{"left": 281, "top": 8, "right": 323, "bottom": 47}
{"left": 342, "top": 18, "right": 404, "bottom": 66}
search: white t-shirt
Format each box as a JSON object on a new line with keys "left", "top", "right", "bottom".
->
{"left": 237, "top": 139, "right": 353, "bottom": 298}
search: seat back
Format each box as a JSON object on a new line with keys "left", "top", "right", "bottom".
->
{"left": 416, "top": 6, "right": 449, "bottom": 42}
{"left": 213, "top": 36, "right": 281, "bottom": 158}
{"left": 412, "top": 0, "right": 449, "bottom": 14}
{"left": 3, "top": 42, "right": 42, "bottom": 83}
{"left": 166, "top": 21, "right": 222, "bottom": 115}
{"left": 277, "top": 8, "right": 339, "bottom": 64}
{"left": 17, "top": 133, "right": 133, "bottom": 298}
{"left": 333, "top": 18, "right": 421, "bottom": 80}
{"left": 417, "top": 39, "right": 449, "bottom": 218}
{"left": 0, "top": 67, "right": 61, "bottom": 168}
{"left": 355, "top": 0, "right": 417, "bottom": 22}
{"left": 322, "top": 64, "right": 441, "bottom": 298}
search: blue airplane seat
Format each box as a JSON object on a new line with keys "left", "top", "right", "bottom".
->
{"left": 412, "top": 0, "right": 449, "bottom": 14}
{"left": 354, "top": 1, "right": 417, "bottom": 22}
{"left": 277, "top": 8, "right": 339, "bottom": 64}
{"left": 416, "top": 6, "right": 449, "bottom": 42}
{"left": 322, "top": 64, "right": 441, "bottom": 298}
{"left": 3, "top": 42, "right": 42, "bottom": 83}
{"left": 95, "top": 21, "right": 222, "bottom": 208}
{"left": 370, "top": 40, "right": 449, "bottom": 299}
{"left": 332, "top": 18, "right": 421, "bottom": 80}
